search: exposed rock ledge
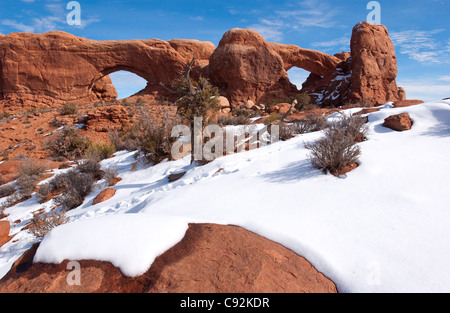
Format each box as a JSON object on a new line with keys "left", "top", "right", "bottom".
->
{"left": 0, "top": 224, "right": 337, "bottom": 293}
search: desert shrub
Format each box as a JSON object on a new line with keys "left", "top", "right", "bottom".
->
{"left": 305, "top": 114, "right": 367, "bottom": 176}
{"left": 46, "top": 127, "right": 92, "bottom": 160}
{"left": 305, "top": 128, "right": 361, "bottom": 176}
{"left": 13, "top": 160, "right": 47, "bottom": 200}
{"left": 77, "top": 157, "right": 103, "bottom": 179}
{"left": 292, "top": 114, "right": 329, "bottom": 134}
{"left": 326, "top": 114, "right": 368, "bottom": 143}
{"left": 86, "top": 142, "right": 116, "bottom": 161}
{"left": 112, "top": 107, "right": 179, "bottom": 164}
{"left": 103, "top": 167, "right": 119, "bottom": 186}
{"left": 218, "top": 115, "right": 250, "bottom": 126}
{"left": 60, "top": 102, "right": 78, "bottom": 115}
{"left": 266, "top": 93, "right": 315, "bottom": 112}
{"left": 28, "top": 211, "right": 70, "bottom": 238}
{"left": 294, "top": 93, "right": 313, "bottom": 111}
{"left": 54, "top": 170, "right": 96, "bottom": 210}
{"left": 264, "top": 113, "right": 281, "bottom": 125}
{"left": 49, "top": 171, "right": 72, "bottom": 191}
{"left": 36, "top": 183, "right": 52, "bottom": 204}
{"left": 18, "top": 159, "right": 47, "bottom": 178}
{"left": 135, "top": 97, "right": 146, "bottom": 106}
{"left": 0, "top": 111, "right": 12, "bottom": 120}
{"left": 15, "top": 175, "right": 40, "bottom": 199}
{"left": 233, "top": 109, "right": 251, "bottom": 118}
{"left": 0, "top": 184, "right": 16, "bottom": 198}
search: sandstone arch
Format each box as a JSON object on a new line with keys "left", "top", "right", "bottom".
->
{"left": 269, "top": 43, "right": 341, "bottom": 77}
{"left": 209, "top": 28, "right": 341, "bottom": 106}
{"left": 0, "top": 31, "right": 214, "bottom": 106}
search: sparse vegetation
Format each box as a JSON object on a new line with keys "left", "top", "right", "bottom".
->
{"left": 28, "top": 210, "right": 70, "bottom": 238}
{"left": 266, "top": 93, "right": 315, "bottom": 112}
{"left": 0, "top": 184, "right": 16, "bottom": 199}
{"left": 60, "top": 102, "right": 78, "bottom": 115}
{"left": 109, "top": 107, "right": 179, "bottom": 164}
{"left": 292, "top": 114, "right": 329, "bottom": 134}
{"left": 46, "top": 127, "right": 92, "bottom": 160}
{"left": 85, "top": 142, "right": 116, "bottom": 161}
{"left": 264, "top": 113, "right": 281, "bottom": 125}
{"left": 165, "top": 58, "right": 220, "bottom": 164}
{"left": 218, "top": 115, "right": 250, "bottom": 126}
{"left": 103, "top": 167, "right": 119, "bottom": 186}
{"left": 54, "top": 170, "right": 96, "bottom": 210}
{"left": 305, "top": 114, "right": 368, "bottom": 176}
{"left": 77, "top": 157, "right": 103, "bottom": 179}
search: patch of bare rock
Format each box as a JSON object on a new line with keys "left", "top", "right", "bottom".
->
{"left": 0, "top": 220, "right": 11, "bottom": 248}
{"left": 0, "top": 224, "right": 337, "bottom": 293}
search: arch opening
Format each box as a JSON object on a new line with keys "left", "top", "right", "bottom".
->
{"left": 287, "top": 67, "right": 311, "bottom": 91}
{"left": 108, "top": 70, "right": 148, "bottom": 100}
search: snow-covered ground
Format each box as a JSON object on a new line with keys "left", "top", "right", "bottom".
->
{"left": 1, "top": 99, "right": 450, "bottom": 292}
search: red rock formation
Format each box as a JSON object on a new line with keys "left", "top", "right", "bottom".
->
{"left": 84, "top": 105, "right": 129, "bottom": 132}
{"left": 349, "top": 22, "right": 401, "bottom": 106}
{"left": 209, "top": 29, "right": 341, "bottom": 107}
{"left": 383, "top": 113, "right": 413, "bottom": 132}
{"left": 393, "top": 100, "right": 424, "bottom": 108}
{"left": 0, "top": 23, "right": 403, "bottom": 109}
{"left": 0, "top": 224, "right": 337, "bottom": 293}
{"left": 0, "top": 221, "right": 11, "bottom": 248}
{"left": 92, "top": 188, "right": 116, "bottom": 205}
{"left": 270, "top": 43, "right": 341, "bottom": 77}
{"left": 0, "top": 32, "right": 215, "bottom": 107}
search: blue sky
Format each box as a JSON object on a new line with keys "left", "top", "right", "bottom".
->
{"left": 0, "top": 0, "right": 449, "bottom": 101}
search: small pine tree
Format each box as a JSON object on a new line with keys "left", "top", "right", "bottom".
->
{"left": 162, "top": 58, "right": 220, "bottom": 164}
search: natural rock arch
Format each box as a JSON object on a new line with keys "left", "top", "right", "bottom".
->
{"left": 0, "top": 31, "right": 214, "bottom": 106}
{"left": 209, "top": 28, "right": 342, "bottom": 106}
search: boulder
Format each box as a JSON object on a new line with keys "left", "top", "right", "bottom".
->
{"left": 0, "top": 224, "right": 337, "bottom": 293}
{"left": 93, "top": 188, "right": 116, "bottom": 205}
{"left": 0, "top": 220, "right": 11, "bottom": 248}
{"left": 168, "top": 171, "right": 186, "bottom": 182}
{"left": 383, "top": 113, "right": 413, "bottom": 132}
{"left": 268, "top": 103, "right": 292, "bottom": 115}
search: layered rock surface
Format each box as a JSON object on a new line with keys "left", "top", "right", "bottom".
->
{"left": 0, "top": 224, "right": 337, "bottom": 293}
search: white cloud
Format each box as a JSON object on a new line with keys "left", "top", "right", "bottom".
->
{"left": 248, "top": 20, "right": 284, "bottom": 42}
{"left": 2, "top": 1, "right": 100, "bottom": 33}
{"left": 398, "top": 79, "right": 450, "bottom": 102}
{"left": 248, "top": 0, "right": 340, "bottom": 42}
{"left": 311, "top": 36, "right": 350, "bottom": 52}
{"left": 1, "top": 19, "right": 35, "bottom": 32}
{"left": 390, "top": 29, "right": 449, "bottom": 64}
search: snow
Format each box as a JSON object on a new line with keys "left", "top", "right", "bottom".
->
{"left": 1, "top": 100, "right": 450, "bottom": 292}
{"left": 34, "top": 214, "right": 191, "bottom": 277}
